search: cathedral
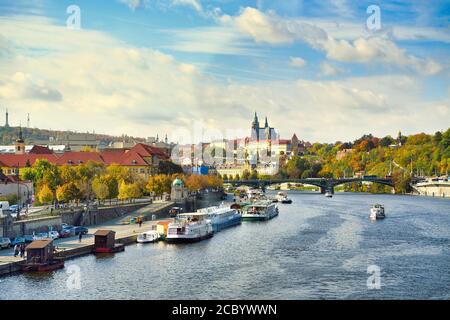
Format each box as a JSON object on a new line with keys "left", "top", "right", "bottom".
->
{"left": 251, "top": 112, "right": 279, "bottom": 142}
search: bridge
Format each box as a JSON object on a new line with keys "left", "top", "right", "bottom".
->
{"left": 223, "top": 177, "right": 394, "bottom": 194}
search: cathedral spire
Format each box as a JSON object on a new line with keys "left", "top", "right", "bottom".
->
{"left": 265, "top": 116, "right": 268, "bottom": 128}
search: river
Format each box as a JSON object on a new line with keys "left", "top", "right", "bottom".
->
{"left": 1, "top": 192, "right": 449, "bottom": 300}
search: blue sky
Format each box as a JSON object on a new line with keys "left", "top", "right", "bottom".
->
{"left": 0, "top": 0, "right": 449, "bottom": 142}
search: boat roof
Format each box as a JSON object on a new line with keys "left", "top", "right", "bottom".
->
{"left": 178, "top": 212, "right": 210, "bottom": 217}
{"left": 94, "top": 229, "right": 115, "bottom": 236}
{"left": 26, "top": 239, "right": 53, "bottom": 249}
{"left": 243, "top": 201, "right": 273, "bottom": 208}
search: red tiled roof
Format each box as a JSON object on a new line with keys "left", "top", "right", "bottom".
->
{"left": 131, "top": 143, "right": 169, "bottom": 159}
{"left": 0, "top": 154, "right": 58, "bottom": 167}
{"left": 29, "top": 145, "right": 54, "bottom": 154}
{"left": 100, "top": 149, "right": 128, "bottom": 165}
{"left": 120, "top": 150, "right": 148, "bottom": 166}
{"left": 56, "top": 152, "right": 104, "bottom": 166}
{"left": 0, "top": 143, "right": 169, "bottom": 168}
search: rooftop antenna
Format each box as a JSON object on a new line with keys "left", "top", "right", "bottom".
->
{"left": 27, "top": 113, "right": 30, "bottom": 128}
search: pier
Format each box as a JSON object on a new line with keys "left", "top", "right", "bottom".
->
{"left": 0, "top": 201, "right": 175, "bottom": 277}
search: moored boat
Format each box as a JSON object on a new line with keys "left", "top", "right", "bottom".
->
{"left": 370, "top": 204, "right": 386, "bottom": 220}
{"left": 93, "top": 230, "right": 125, "bottom": 253}
{"left": 241, "top": 201, "right": 279, "bottom": 221}
{"left": 197, "top": 204, "right": 241, "bottom": 232}
{"left": 166, "top": 213, "right": 214, "bottom": 243}
{"left": 137, "top": 230, "right": 160, "bottom": 243}
{"left": 324, "top": 192, "right": 333, "bottom": 198}
{"left": 22, "top": 239, "right": 65, "bottom": 273}
{"left": 276, "top": 192, "right": 292, "bottom": 204}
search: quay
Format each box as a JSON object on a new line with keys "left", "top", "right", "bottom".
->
{"left": 0, "top": 201, "right": 175, "bottom": 277}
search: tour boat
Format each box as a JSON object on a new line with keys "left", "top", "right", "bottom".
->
{"left": 241, "top": 201, "right": 279, "bottom": 221}
{"left": 324, "top": 192, "right": 333, "bottom": 198}
{"left": 166, "top": 213, "right": 214, "bottom": 243}
{"left": 370, "top": 204, "right": 386, "bottom": 220}
{"left": 137, "top": 230, "right": 160, "bottom": 244}
{"left": 197, "top": 204, "right": 242, "bottom": 232}
{"left": 276, "top": 192, "right": 293, "bottom": 204}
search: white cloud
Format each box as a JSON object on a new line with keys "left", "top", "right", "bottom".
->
{"left": 320, "top": 62, "right": 345, "bottom": 76}
{"left": 172, "top": 0, "right": 202, "bottom": 12}
{"left": 221, "top": 7, "right": 445, "bottom": 76}
{"left": 118, "top": 0, "right": 149, "bottom": 11}
{"left": 0, "top": 15, "right": 448, "bottom": 143}
{"left": 289, "top": 56, "right": 306, "bottom": 68}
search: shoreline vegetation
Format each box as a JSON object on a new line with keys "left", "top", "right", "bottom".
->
{"left": 220, "top": 129, "right": 450, "bottom": 195}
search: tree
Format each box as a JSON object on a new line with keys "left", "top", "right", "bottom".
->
{"left": 38, "top": 184, "right": 54, "bottom": 204}
{"left": 92, "top": 177, "right": 110, "bottom": 201}
{"left": 118, "top": 182, "right": 143, "bottom": 201}
{"left": 249, "top": 170, "right": 258, "bottom": 180}
{"left": 56, "top": 182, "right": 81, "bottom": 203}
{"left": 158, "top": 161, "right": 183, "bottom": 175}
{"left": 242, "top": 169, "right": 250, "bottom": 180}
{"left": 146, "top": 175, "right": 171, "bottom": 196}
{"left": 379, "top": 136, "right": 395, "bottom": 147}
{"left": 60, "top": 165, "right": 79, "bottom": 184}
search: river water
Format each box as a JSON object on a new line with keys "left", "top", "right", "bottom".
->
{"left": 1, "top": 193, "right": 449, "bottom": 300}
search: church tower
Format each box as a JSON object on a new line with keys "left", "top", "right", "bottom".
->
{"left": 5, "top": 109, "right": 9, "bottom": 128}
{"left": 15, "top": 126, "right": 25, "bottom": 155}
{"left": 251, "top": 112, "right": 260, "bottom": 141}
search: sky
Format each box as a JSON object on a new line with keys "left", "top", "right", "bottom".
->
{"left": 0, "top": 0, "right": 449, "bottom": 143}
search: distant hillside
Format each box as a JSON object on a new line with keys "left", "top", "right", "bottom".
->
{"left": 0, "top": 126, "right": 145, "bottom": 145}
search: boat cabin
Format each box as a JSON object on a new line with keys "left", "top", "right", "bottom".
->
{"left": 94, "top": 230, "right": 116, "bottom": 250}
{"left": 22, "top": 239, "right": 65, "bottom": 272}
{"left": 26, "top": 239, "right": 55, "bottom": 264}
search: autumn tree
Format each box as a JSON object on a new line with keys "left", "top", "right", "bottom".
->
{"left": 38, "top": 184, "right": 54, "bottom": 204}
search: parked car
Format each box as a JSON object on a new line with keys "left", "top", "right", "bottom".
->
{"left": 48, "top": 231, "right": 60, "bottom": 240}
{"left": 11, "top": 237, "right": 25, "bottom": 246}
{"left": 33, "top": 232, "right": 49, "bottom": 240}
{"left": 0, "top": 237, "right": 11, "bottom": 249}
{"left": 24, "top": 235, "right": 34, "bottom": 243}
{"left": 9, "top": 204, "right": 18, "bottom": 213}
{"left": 59, "top": 228, "right": 73, "bottom": 238}
{"left": 73, "top": 226, "right": 89, "bottom": 235}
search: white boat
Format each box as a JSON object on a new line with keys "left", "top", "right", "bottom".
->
{"left": 324, "top": 192, "right": 333, "bottom": 198}
{"left": 197, "top": 204, "right": 241, "bottom": 232}
{"left": 241, "top": 201, "right": 279, "bottom": 221}
{"left": 370, "top": 204, "right": 385, "bottom": 220}
{"left": 166, "top": 213, "right": 214, "bottom": 243}
{"left": 276, "top": 192, "right": 292, "bottom": 204}
{"left": 246, "top": 188, "right": 265, "bottom": 200}
{"left": 137, "top": 230, "right": 160, "bottom": 243}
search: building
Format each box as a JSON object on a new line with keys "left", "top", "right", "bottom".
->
{"left": 0, "top": 140, "right": 170, "bottom": 179}
{"left": 171, "top": 177, "right": 188, "bottom": 201}
{"left": 0, "top": 172, "right": 34, "bottom": 207}
{"left": 4, "top": 109, "right": 9, "bottom": 128}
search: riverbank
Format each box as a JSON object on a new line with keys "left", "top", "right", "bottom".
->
{"left": 0, "top": 201, "right": 175, "bottom": 277}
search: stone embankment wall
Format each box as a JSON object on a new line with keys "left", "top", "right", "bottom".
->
{"left": 1, "top": 202, "right": 154, "bottom": 238}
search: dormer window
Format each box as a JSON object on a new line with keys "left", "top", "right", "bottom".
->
{"left": 68, "top": 160, "right": 73, "bottom": 164}
{"left": 132, "top": 160, "right": 137, "bottom": 165}
{"left": 78, "top": 160, "right": 83, "bottom": 164}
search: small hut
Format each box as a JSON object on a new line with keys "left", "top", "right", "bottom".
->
{"left": 22, "top": 239, "right": 64, "bottom": 272}
{"left": 94, "top": 230, "right": 124, "bottom": 253}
